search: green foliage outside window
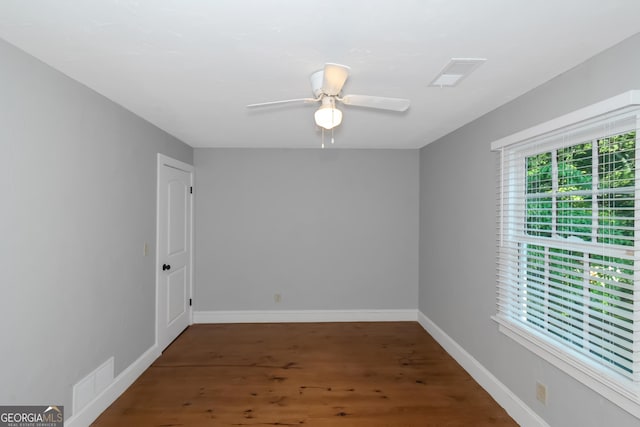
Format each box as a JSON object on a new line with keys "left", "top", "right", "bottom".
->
{"left": 522, "top": 131, "right": 636, "bottom": 373}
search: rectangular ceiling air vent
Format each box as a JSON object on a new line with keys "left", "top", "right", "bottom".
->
{"left": 429, "top": 58, "right": 486, "bottom": 87}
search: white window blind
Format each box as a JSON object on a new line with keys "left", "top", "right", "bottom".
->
{"left": 494, "top": 94, "right": 640, "bottom": 408}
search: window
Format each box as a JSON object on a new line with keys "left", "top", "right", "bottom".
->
{"left": 492, "top": 91, "right": 640, "bottom": 416}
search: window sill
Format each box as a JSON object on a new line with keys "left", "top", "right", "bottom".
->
{"left": 492, "top": 315, "right": 640, "bottom": 418}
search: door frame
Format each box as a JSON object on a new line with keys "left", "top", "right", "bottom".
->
{"left": 155, "top": 153, "right": 194, "bottom": 350}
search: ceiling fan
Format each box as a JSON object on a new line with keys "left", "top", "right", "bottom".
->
{"left": 247, "top": 63, "right": 410, "bottom": 131}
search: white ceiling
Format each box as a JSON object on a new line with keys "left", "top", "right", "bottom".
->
{"left": 1, "top": 1, "right": 640, "bottom": 149}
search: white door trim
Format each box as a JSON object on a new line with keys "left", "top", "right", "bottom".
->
{"left": 155, "top": 153, "right": 194, "bottom": 350}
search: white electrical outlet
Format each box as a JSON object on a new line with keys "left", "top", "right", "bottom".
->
{"left": 274, "top": 293, "right": 281, "bottom": 303}
{"left": 536, "top": 381, "right": 547, "bottom": 405}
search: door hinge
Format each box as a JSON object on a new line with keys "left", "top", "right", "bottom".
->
{"left": 189, "top": 298, "right": 192, "bottom": 307}
{"left": 190, "top": 186, "right": 193, "bottom": 194}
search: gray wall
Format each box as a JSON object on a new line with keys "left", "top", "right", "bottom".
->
{"left": 194, "top": 148, "right": 419, "bottom": 311}
{"left": 0, "top": 38, "right": 192, "bottom": 415}
{"left": 419, "top": 33, "right": 640, "bottom": 426}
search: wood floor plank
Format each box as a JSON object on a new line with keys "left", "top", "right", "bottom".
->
{"left": 92, "top": 322, "right": 517, "bottom": 426}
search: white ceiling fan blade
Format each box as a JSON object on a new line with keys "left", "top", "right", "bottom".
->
{"left": 340, "top": 94, "right": 410, "bottom": 111}
{"left": 322, "top": 63, "right": 350, "bottom": 96}
{"left": 247, "top": 98, "right": 317, "bottom": 108}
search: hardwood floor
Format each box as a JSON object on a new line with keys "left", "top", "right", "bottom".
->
{"left": 92, "top": 322, "right": 517, "bottom": 426}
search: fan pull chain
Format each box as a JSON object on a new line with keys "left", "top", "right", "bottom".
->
{"left": 319, "top": 128, "right": 335, "bottom": 148}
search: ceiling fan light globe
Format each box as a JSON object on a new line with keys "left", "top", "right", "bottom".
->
{"left": 314, "top": 105, "right": 342, "bottom": 130}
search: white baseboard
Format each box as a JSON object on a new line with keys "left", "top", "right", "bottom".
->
{"left": 65, "top": 345, "right": 161, "bottom": 427}
{"left": 193, "top": 309, "right": 418, "bottom": 324}
{"left": 417, "top": 311, "right": 549, "bottom": 427}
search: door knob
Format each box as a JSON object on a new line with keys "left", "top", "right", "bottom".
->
{"left": 162, "top": 264, "right": 171, "bottom": 271}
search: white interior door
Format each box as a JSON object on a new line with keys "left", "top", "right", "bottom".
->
{"left": 156, "top": 154, "right": 193, "bottom": 351}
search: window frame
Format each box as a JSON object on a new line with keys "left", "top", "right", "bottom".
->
{"left": 491, "top": 90, "right": 640, "bottom": 418}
